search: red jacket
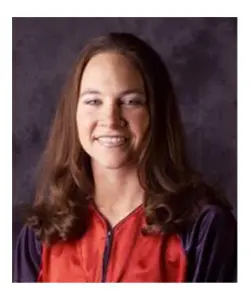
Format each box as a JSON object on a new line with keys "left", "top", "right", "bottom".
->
{"left": 14, "top": 204, "right": 237, "bottom": 282}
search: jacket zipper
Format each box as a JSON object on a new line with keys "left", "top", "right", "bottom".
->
{"left": 101, "top": 228, "right": 113, "bottom": 282}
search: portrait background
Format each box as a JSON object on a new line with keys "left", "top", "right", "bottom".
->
{"left": 12, "top": 17, "right": 237, "bottom": 249}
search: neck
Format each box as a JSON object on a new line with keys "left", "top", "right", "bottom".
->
{"left": 91, "top": 163, "right": 145, "bottom": 226}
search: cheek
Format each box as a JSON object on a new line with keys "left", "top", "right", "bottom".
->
{"left": 126, "top": 110, "right": 150, "bottom": 137}
{"left": 76, "top": 108, "right": 96, "bottom": 138}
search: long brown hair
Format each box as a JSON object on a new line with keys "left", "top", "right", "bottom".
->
{"left": 26, "top": 33, "right": 231, "bottom": 245}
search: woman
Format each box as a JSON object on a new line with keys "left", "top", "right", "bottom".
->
{"left": 13, "top": 32, "right": 237, "bottom": 282}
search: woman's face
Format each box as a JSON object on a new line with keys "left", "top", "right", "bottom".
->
{"left": 76, "top": 52, "right": 150, "bottom": 170}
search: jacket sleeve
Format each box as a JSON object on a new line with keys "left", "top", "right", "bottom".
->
{"left": 13, "top": 226, "right": 42, "bottom": 282}
{"left": 183, "top": 205, "right": 237, "bottom": 282}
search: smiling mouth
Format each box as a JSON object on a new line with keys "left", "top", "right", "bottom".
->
{"left": 96, "top": 136, "right": 128, "bottom": 147}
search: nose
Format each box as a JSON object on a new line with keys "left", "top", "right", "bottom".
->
{"left": 99, "top": 101, "right": 125, "bottom": 128}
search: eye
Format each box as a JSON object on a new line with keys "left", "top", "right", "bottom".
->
{"left": 83, "top": 99, "right": 102, "bottom": 105}
{"left": 120, "top": 97, "right": 146, "bottom": 106}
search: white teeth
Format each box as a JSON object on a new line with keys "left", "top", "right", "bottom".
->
{"left": 98, "top": 137, "right": 126, "bottom": 142}
{"left": 97, "top": 136, "right": 127, "bottom": 147}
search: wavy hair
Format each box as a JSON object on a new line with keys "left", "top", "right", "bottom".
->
{"left": 26, "top": 33, "right": 231, "bottom": 245}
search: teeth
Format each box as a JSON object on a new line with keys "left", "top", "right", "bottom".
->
{"left": 97, "top": 136, "right": 127, "bottom": 147}
{"left": 98, "top": 137, "right": 126, "bottom": 142}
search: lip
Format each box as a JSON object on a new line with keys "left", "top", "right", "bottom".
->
{"left": 95, "top": 135, "right": 129, "bottom": 139}
{"left": 96, "top": 136, "right": 129, "bottom": 148}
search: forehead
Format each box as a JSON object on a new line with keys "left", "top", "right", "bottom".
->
{"left": 79, "top": 52, "right": 145, "bottom": 94}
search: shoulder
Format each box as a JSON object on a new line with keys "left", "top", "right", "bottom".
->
{"left": 196, "top": 204, "right": 236, "bottom": 238}
{"left": 181, "top": 204, "right": 236, "bottom": 251}
{"left": 197, "top": 204, "right": 236, "bottom": 223}
{"left": 13, "top": 225, "right": 42, "bottom": 282}
{"left": 179, "top": 204, "right": 237, "bottom": 282}
{"left": 195, "top": 204, "right": 236, "bottom": 234}
{"left": 16, "top": 225, "right": 41, "bottom": 254}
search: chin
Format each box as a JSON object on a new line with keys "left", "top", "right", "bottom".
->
{"left": 92, "top": 154, "right": 135, "bottom": 170}
{"left": 96, "top": 159, "right": 129, "bottom": 170}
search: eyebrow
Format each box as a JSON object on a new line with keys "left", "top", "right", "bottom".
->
{"left": 80, "top": 89, "right": 145, "bottom": 98}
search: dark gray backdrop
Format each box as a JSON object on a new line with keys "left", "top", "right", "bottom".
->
{"left": 12, "top": 17, "right": 237, "bottom": 248}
